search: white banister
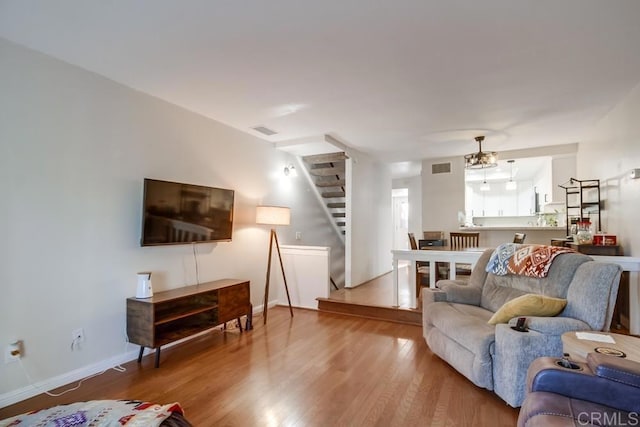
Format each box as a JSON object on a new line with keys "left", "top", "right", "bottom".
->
{"left": 391, "top": 249, "right": 484, "bottom": 309}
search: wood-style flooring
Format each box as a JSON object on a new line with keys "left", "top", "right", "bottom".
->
{"left": 318, "top": 262, "right": 423, "bottom": 325}
{"left": 0, "top": 307, "right": 519, "bottom": 426}
{"left": 328, "top": 262, "right": 414, "bottom": 308}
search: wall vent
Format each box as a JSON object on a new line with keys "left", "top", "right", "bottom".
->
{"left": 431, "top": 162, "right": 451, "bottom": 174}
{"left": 251, "top": 125, "right": 278, "bottom": 136}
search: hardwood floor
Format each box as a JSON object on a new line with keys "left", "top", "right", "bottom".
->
{"left": 318, "top": 262, "right": 423, "bottom": 326}
{"left": 327, "top": 262, "right": 414, "bottom": 308}
{"left": 0, "top": 307, "right": 518, "bottom": 426}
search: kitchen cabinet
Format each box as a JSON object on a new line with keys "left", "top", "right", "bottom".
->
{"left": 467, "top": 180, "right": 534, "bottom": 217}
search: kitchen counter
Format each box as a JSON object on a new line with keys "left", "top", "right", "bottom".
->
{"left": 460, "top": 226, "right": 564, "bottom": 231}
{"left": 458, "top": 226, "right": 566, "bottom": 246}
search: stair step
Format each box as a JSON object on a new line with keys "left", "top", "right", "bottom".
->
{"left": 336, "top": 221, "right": 346, "bottom": 226}
{"left": 327, "top": 202, "right": 346, "bottom": 208}
{"left": 316, "top": 299, "right": 421, "bottom": 326}
{"left": 332, "top": 212, "right": 346, "bottom": 218}
{"left": 322, "top": 191, "right": 346, "bottom": 198}
{"left": 310, "top": 166, "right": 345, "bottom": 177}
{"left": 303, "top": 152, "right": 347, "bottom": 165}
{"left": 315, "top": 179, "right": 345, "bottom": 187}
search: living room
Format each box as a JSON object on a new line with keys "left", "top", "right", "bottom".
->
{"left": 1, "top": 2, "right": 640, "bottom": 425}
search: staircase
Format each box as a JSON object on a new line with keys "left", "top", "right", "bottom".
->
{"left": 302, "top": 152, "right": 347, "bottom": 235}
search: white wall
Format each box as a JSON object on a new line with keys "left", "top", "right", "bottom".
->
{"left": 422, "top": 157, "right": 465, "bottom": 235}
{"left": 346, "top": 154, "right": 392, "bottom": 287}
{"left": 0, "top": 38, "right": 340, "bottom": 401}
{"left": 551, "top": 156, "right": 577, "bottom": 203}
{"left": 577, "top": 82, "right": 640, "bottom": 256}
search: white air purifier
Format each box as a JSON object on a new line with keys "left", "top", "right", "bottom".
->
{"left": 136, "top": 272, "right": 153, "bottom": 298}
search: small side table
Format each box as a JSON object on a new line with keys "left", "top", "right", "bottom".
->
{"left": 567, "top": 243, "right": 622, "bottom": 256}
{"left": 562, "top": 331, "right": 640, "bottom": 363}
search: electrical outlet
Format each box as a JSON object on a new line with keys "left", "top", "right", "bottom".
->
{"left": 71, "top": 328, "right": 84, "bottom": 350}
{"left": 5, "top": 341, "right": 22, "bottom": 363}
{"left": 295, "top": 231, "right": 302, "bottom": 240}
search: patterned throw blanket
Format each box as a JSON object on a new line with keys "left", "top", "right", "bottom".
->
{"left": 486, "top": 243, "right": 575, "bottom": 278}
{"left": 0, "top": 400, "right": 185, "bottom": 427}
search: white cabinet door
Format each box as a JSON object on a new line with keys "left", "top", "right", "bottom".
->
{"left": 518, "top": 181, "right": 535, "bottom": 215}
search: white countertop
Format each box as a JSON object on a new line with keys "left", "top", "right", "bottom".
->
{"left": 460, "top": 226, "right": 565, "bottom": 231}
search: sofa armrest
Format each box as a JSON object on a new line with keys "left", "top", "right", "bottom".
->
{"left": 493, "top": 319, "right": 588, "bottom": 407}
{"left": 436, "top": 281, "right": 482, "bottom": 306}
{"left": 508, "top": 316, "right": 591, "bottom": 335}
{"left": 421, "top": 288, "right": 447, "bottom": 306}
{"left": 526, "top": 354, "right": 640, "bottom": 413}
{"left": 589, "top": 352, "right": 640, "bottom": 389}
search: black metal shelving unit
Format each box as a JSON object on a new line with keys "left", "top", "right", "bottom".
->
{"left": 558, "top": 178, "right": 601, "bottom": 236}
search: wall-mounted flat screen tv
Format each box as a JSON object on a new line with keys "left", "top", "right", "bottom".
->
{"left": 141, "top": 178, "right": 235, "bottom": 246}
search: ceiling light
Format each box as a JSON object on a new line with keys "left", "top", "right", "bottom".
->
{"left": 464, "top": 136, "right": 498, "bottom": 169}
{"left": 506, "top": 160, "right": 517, "bottom": 190}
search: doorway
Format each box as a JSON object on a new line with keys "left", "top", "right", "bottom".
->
{"left": 392, "top": 188, "right": 409, "bottom": 250}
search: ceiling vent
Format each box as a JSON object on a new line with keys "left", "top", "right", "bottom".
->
{"left": 251, "top": 125, "right": 278, "bottom": 136}
{"left": 431, "top": 162, "right": 451, "bottom": 174}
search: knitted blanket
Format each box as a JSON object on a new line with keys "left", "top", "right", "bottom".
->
{"left": 487, "top": 244, "right": 575, "bottom": 278}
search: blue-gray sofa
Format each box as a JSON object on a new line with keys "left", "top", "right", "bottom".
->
{"left": 422, "top": 248, "right": 622, "bottom": 407}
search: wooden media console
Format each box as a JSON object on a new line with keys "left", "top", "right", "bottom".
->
{"left": 126, "top": 278, "right": 252, "bottom": 367}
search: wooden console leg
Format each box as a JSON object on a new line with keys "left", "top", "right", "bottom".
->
{"left": 245, "top": 305, "right": 253, "bottom": 331}
{"left": 137, "top": 346, "right": 144, "bottom": 363}
{"left": 154, "top": 347, "right": 161, "bottom": 368}
{"left": 237, "top": 317, "right": 243, "bottom": 332}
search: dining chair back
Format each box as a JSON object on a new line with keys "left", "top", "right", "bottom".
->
{"left": 513, "top": 233, "right": 526, "bottom": 244}
{"left": 408, "top": 233, "right": 430, "bottom": 297}
{"left": 408, "top": 232, "right": 418, "bottom": 250}
{"left": 449, "top": 232, "right": 480, "bottom": 250}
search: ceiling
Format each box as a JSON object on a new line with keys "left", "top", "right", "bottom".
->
{"left": 2, "top": 1, "right": 640, "bottom": 176}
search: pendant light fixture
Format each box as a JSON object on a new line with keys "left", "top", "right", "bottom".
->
{"left": 480, "top": 170, "right": 490, "bottom": 192}
{"left": 464, "top": 136, "right": 498, "bottom": 169}
{"left": 506, "top": 159, "right": 517, "bottom": 190}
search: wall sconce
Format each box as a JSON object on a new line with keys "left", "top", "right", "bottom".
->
{"left": 284, "top": 164, "right": 298, "bottom": 177}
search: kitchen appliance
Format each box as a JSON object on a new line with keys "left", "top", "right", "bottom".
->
{"left": 136, "top": 272, "right": 153, "bottom": 299}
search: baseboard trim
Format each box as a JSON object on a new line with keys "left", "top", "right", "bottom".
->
{"left": 0, "top": 350, "right": 140, "bottom": 409}
{"left": 0, "top": 306, "right": 265, "bottom": 410}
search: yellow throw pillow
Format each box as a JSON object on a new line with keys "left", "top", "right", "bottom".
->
{"left": 487, "top": 294, "right": 567, "bottom": 325}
